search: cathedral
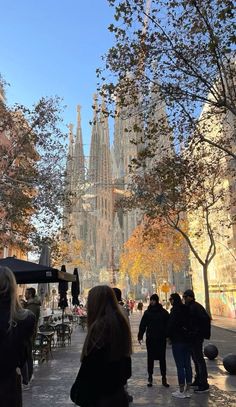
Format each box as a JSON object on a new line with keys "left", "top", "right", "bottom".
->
{"left": 63, "top": 89, "right": 176, "bottom": 294}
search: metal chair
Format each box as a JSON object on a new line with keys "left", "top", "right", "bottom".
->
{"left": 79, "top": 315, "right": 87, "bottom": 330}
{"left": 55, "top": 323, "right": 71, "bottom": 347}
{"left": 33, "top": 333, "right": 51, "bottom": 363}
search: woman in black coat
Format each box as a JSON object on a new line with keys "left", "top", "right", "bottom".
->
{"left": 167, "top": 293, "right": 192, "bottom": 399}
{"left": 70, "top": 285, "right": 132, "bottom": 407}
{"left": 0, "top": 267, "right": 35, "bottom": 407}
{"left": 138, "top": 294, "right": 169, "bottom": 387}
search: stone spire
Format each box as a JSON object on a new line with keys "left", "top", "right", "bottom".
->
{"left": 88, "top": 94, "right": 100, "bottom": 185}
{"left": 66, "top": 123, "right": 74, "bottom": 188}
{"left": 99, "top": 97, "right": 111, "bottom": 188}
{"left": 73, "top": 104, "right": 85, "bottom": 185}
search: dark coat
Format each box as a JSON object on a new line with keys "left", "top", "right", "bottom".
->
{"left": 70, "top": 346, "right": 131, "bottom": 407}
{"left": 0, "top": 299, "right": 35, "bottom": 407}
{"left": 138, "top": 303, "right": 169, "bottom": 360}
{"left": 186, "top": 300, "right": 211, "bottom": 341}
{"left": 167, "top": 303, "right": 190, "bottom": 343}
{"left": 25, "top": 296, "right": 41, "bottom": 342}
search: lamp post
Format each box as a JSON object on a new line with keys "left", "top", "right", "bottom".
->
{"left": 52, "top": 287, "right": 56, "bottom": 314}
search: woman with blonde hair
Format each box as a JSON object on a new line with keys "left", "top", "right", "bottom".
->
{"left": 0, "top": 266, "right": 35, "bottom": 407}
{"left": 70, "top": 285, "right": 132, "bottom": 407}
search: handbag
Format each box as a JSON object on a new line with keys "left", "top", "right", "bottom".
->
{"left": 70, "top": 376, "right": 92, "bottom": 407}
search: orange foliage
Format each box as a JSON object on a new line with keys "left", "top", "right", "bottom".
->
{"left": 120, "top": 216, "right": 187, "bottom": 283}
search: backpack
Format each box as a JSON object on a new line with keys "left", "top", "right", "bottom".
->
{"left": 200, "top": 307, "right": 211, "bottom": 339}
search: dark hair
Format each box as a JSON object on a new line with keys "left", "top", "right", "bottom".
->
{"left": 150, "top": 294, "right": 159, "bottom": 302}
{"left": 113, "top": 287, "right": 122, "bottom": 302}
{"left": 26, "top": 287, "right": 36, "bottom": 298}
{"left": 170, "top": 293, "right": 182, "bottom": 305}
{"left": 81, "top": 285, "right": 132, "bottom": 361}
{"left": 183, "top": 289, "right": 195, "bottom": 299}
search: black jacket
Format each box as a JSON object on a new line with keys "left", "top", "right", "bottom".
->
{"left": 138, "top": 303, "right": 169, "bottom": 359}
{"left": 70, "top": 346, "right": 131, "bottom": 406}
{"left": 0, "top": 300, "right": 35, "bottom": 378}
{"left": 186, "top": 300, "right": 211, "bottom": 341}
{"left": 0, "top": 299, "right": 35, "bottom": 406}
{"left": 167, "top": 303, "right": 190, "bottom": 343}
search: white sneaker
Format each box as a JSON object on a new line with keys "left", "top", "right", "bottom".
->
{"left": 185, "top": 390, "right": 191, "bottom": 398}
{"left": 172, "top": 390, "right": 186, "bottom": 399}
{"left": 22, "top": 383, "right": 30, "bottom": 391}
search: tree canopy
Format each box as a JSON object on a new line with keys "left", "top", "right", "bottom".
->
{"left": 100, "top": 0, "right": 236, "bottom": 158}
{"left": 120, "top": 216, "right": 187, "bottom": 284}
{"left": 0, "top": 78, "right": 66, "bottom": 251}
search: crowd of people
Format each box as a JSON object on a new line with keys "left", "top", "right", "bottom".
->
{"left": 0, "top": 265, "right": 211, "bottom": 406}
{"left": 138, "top": 290, "right": 210, "bottom": 399}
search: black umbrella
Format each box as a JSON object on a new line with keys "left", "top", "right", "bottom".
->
{"left": 58, "top": 265, "right": 68, "bottom": 321}
{"left": 0, "top": 257, "right": 76, "bottom": 284}
{"left": 71, "top": 268, "right": 80, "bottom": 306}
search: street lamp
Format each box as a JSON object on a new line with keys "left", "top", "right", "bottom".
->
{"left": 51, "top": 286, "right": 56, "bottom": 314}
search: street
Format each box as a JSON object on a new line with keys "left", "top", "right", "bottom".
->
{"left": 23, "top": 312, "right": 236, "bottom": 407}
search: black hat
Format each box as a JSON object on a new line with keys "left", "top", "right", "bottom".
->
{"left": 183, "top": 289, "right": 195, "bottom": 299}
{"left": 170, "top": 293, "right": 182, "bottom": 304}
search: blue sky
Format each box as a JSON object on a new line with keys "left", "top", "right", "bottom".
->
{"left": 0, "top": 0, "right": 115, "bottom": 155}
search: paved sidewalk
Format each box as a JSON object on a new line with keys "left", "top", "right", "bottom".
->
{"left": 23, "top": 312, "right": 236, "bottom": 407}
{"left": 211, "top": 315, "right": 236, "bottom": 332}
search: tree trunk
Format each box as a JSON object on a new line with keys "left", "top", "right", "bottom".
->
{"left": 203, "top": 263, "right": 211, "bottom": 317}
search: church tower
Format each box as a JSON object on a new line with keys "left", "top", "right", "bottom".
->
{"left": 63, "top": 107, "right": 87, "bottom": 247}
{"left": 72, "top": 105, "right": 87, "bottom": 241}
{"left": 63, "top": 123, "right": 74, "bottom": 236}
{"left": 86, "top": 95, "right": 113, "bottom": 282}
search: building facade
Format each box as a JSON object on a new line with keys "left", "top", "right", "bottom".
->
{"left": 64, "top": 90, "right": 190, "bottom": 296}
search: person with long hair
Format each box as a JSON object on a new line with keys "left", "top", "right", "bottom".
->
{"left": 0, "top": 266, "right": 35, "bottom": 407}
{"left": 70, "top": 285, "right": 132, "bottom": 407}
{"left": 167, "top": 293, "right": 192, "bottom": 399}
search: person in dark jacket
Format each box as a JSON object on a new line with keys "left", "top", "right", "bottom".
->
{"left": 183, "top": 289, "right": 210, "bottom": 393}
{"left": 70, "top": 285, "right": 132, "bottom": 407}
{"left": 167, "top": 293, "right": 192, "bottom": 399}
{"left": 0, "top": 266, "right": 35, "bottom": 407}
{"left": 21, "top": 287, "right": 41, "bottom": 387}
{"left": 138, "top": 293, "right": 169, "bottom": 388}
{"left": 25, "top": 287, "right": 41, "bottom": 341}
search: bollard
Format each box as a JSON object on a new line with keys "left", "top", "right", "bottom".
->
{"left": 223, "top": 354, "right": 236, "bottom": 374}
{"left": 204, "top": 344, "right": 218, "bottom": 360}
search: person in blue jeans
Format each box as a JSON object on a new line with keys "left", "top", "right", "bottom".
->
{"left": 167, "top": 293, "right": 192, "bottom": 399}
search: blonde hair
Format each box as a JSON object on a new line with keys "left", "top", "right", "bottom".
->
{"left": 81, "top": 285, "right": 132, "bottom": 361}
{"left": 0, "top": 266, "right": 27, "bottom": 326}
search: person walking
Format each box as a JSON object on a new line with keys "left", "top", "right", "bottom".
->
{"left": 167, "top": 293, "right": 192, "bottom": 399}
{"left": 138, "top": 293, "right": 170, "bottom": 388}
{"left": 21, "top": 287, "right": 41, "bottom": 387}
{"left": 0, "top": 266, "right": 35, "bottom": 407}
{"left": 70, "top": 285, "right": 132, "bottom": 407}
{"left": 137, "top": 300, "right": 143, "bottom": 314}
{"left": 183, "top": 289, "right": 211, "bottom": 393}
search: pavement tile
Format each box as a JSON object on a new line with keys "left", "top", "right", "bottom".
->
{"left": 23, "top": 312, "right": 236, "bottom": 407}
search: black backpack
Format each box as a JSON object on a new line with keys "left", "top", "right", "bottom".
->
{"left": 199, "top": 307, "right": 211, "bottom": 339}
